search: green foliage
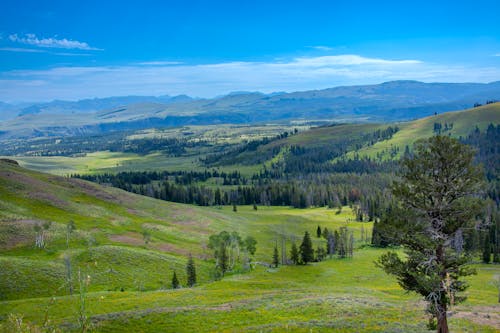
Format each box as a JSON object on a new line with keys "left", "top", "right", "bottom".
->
{"left": 272, "top": 243, "right": 279, "bottom": 268}
{"left": 300, "top": 231, "right": 314, "bottom": 264}
{"left": 244, "top": 236, "right": 257, "bottom": 256}
{"left": 186, "top": 254, "right": 196, "bottom": 287}
{"left": 378, "top": 136, "right": 486, "bottom": 332}
{"left": 483, "top": 233, "right": 491, "bottom": 264}
{"left": 289, "top": 242, "right": 299, "bottom": 265}
{"left": 171, "top": 271, "right": 179, "bottom": 289}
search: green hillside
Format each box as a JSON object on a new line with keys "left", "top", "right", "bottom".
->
{"left": 348, "top": 102, "right": 500, "bottom": 160}
{"left": 1, "top": 160, "right": 499, "bottom": 332}
{"left": 206, "top": 103, "right": 500, "bottom": 169}
{"left": 0, "top": 159, "right": 365, "bottom": 300}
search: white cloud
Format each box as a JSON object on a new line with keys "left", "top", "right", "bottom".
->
{"left": 1, "top": 54, "right": 499, "bottom": 102}
{"left": 137, "top": 61, "right": 183, "bottom": 66}
{"left": 310, "top": 45, "right": 334, "bottom": 51}
{"left": 0, "top": 47, "right": 46, "bottom": 53}
{"left": 8, "top": 33, "right": 102, "bottom": 50}
{"left": 289, "top": 55, "right": 421, "bottom": 67}
{"left": 494, "top": 53, "right": 500, "bottom": 57}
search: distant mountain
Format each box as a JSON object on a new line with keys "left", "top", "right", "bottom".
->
{"left": 1, "top": 81, "right": 499, "bottom": 138}
{"left": 15, "top": 95, "right": 195, "bottom": 117}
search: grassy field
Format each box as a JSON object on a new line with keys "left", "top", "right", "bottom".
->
{"left": 0, "top": 160, "right": 499, "bottom": 332}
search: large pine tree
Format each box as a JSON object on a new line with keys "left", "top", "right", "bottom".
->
{"left": 378, "top": 136, "right": 485, "bottom": 333}
{"left": 300, "top": 231, "right": 314, "bottom": 264}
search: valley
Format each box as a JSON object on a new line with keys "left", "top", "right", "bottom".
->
{"left": 1, "top": 101, "right": 499, "bottom": 332}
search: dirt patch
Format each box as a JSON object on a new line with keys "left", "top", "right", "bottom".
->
{"left": 28, "top": 191, "right": 67, "bottom": 208}
{"left": 66, "top": 178, "right": 124, "bottom": 204}
{"left": 452, "top": 306, "right": 500, "bottom": 328}
{"left": 109, "top": 233, "right": 145, "bottom": 246}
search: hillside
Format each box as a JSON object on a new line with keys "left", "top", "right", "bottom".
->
{"left": 0, "top": 159, "right": 367, "bottom": 300}
{"left": 1, "top": 81, "right": 499, "bottom": 139}
{"left": 215, "top": 102, "right": 500, "bottom": 167}
{"left": 0, "top": 160, "right": 499, "bottom": 332}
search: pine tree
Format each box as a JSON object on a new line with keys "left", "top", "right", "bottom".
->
{"left": 186, "top": 254, "right": 197, "bottom": 287}
{"left": 272, "top": 242, "right": 279, "bottom": 268}
{"left": 290, "top": 242, "right": 299, "bottom": 264}
{"left": 172, "top": 271, "right": 179, "bottom": 289}
{"left": 378, "top": 136, "right": 485, "bottom": 333}
{"left": 482, "top": 233, "right": 491, "bottom": 264}
{"left": 300, "top": 231, "right": 314, "bottom": 264}
{"left": 316, "top": 225, "right": 322, "bottom": 238}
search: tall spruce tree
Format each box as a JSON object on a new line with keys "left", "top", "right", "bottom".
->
{"left": 272, "top": 242, "right": 279, "bottom": 268}
{"left": 186, "top": 254, "right": 197, "bottom": 287}
{"left": 377, "top": 136, "right": 485, "bottom": 333}
{"left": 300, "top": 231, "right": 314, "bottom": 264}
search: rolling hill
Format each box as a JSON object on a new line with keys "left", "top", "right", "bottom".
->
{"left": 0, "top": 161, "right": 499, "bottom": 332}
{"left": 212, "top": 102, "right": 500, "bottom": 167}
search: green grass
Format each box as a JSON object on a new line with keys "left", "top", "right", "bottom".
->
{"left": 345, "top": 102, "right": 500, "bottom": 160}
{"left": 1, "top": 249, "right": 498, "bottom": 332}
{"left": 1, "top": 158, "right": 499, "bottom": 332}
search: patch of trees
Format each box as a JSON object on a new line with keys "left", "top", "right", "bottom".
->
{"left": 207, "top": 231, "right": 257, "bottom": 277}
{"left": 76, "top": 171, "right": 392, "bottom": 217}
{"left": 0, "top": 131, "right": 201, "bottom": 157}
{"left": 433, "top": 122, "right": 453, "bottom": 135}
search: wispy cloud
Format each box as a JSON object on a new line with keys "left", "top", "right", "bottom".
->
{"left": 8, "top": 33, "right": 102, "bottom": 51}
{"left": 1, "top": 54, "right": 499, "bottom": 102}
{"left": 310, "top": 45, "right": 334, "bottom": 51}
{"left": 289, "top": 55, "right": 422, "bottom": 66}
{"left": 494, "top": 53, "right": 500, "bottom": 57}
{"left": 137, "top": 61, "right": 183, "bottom": 66}
{"left": 0, "top": 47, "right": 46, "bottom": 53}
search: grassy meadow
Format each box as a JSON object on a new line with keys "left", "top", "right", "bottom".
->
{"left": 0, "top": 160, "right": 499, "bottom": 332}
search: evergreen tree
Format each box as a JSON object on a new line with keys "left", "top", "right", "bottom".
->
{"left": 272, "top": 242, "right": 279, "bottom": 268}
{"left": 316, "top": 225, "right": 322, "bottom": 238}
{"left": 186, "top": 254, "right": 197, "bottom": 287}
{"left": 377, "top": 136, "right": 485, "bottom": 333}
{"left": 290, "top": 242, "right": 299, "bottom": 265}
{"left": 322, "top": 227, "right": 329, "bottom": 239}
{"left": 171, "top": 271, "right": 179, "bottom": 289}
{"left": 482, "top": 233, "right": 491, "bottom": 264}
{"left": 300, "top": 231, "right": 314, "bottom": 264}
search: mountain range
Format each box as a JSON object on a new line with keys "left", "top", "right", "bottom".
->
{"left": 1, "top": 80, "right": 499, "bottom": 139}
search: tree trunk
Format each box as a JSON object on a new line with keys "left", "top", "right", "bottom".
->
{"left": 437, "top": 308, "right": 448, "bottom": 333}
{"left": 436, "top": 244, "right": 449, "bottom": 333}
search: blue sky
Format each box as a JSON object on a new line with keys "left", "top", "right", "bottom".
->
{"left": 0, "top": 0, "right": 499, "bottom": 102}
